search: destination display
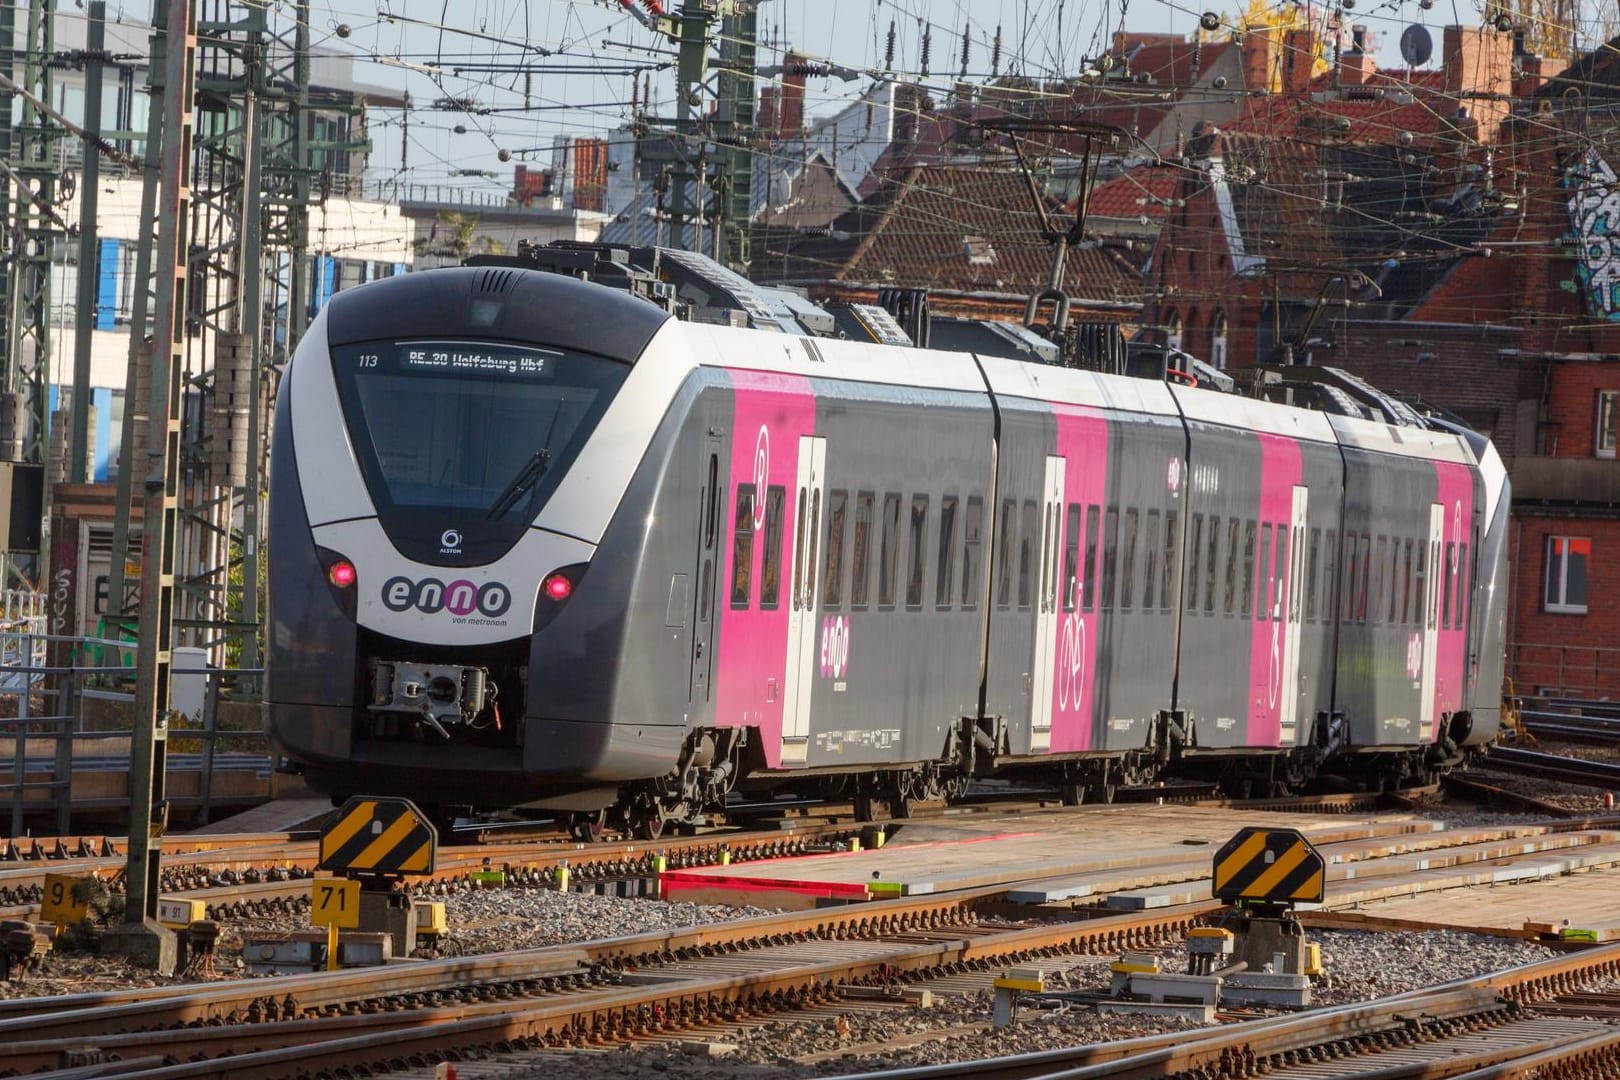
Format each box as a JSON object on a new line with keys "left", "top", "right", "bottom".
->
{"left": 352, "top": 341, "right": 559, "bottom": 379}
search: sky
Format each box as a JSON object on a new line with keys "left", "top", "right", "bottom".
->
{"left": 308, "top": 0, "right": 1574, "bottom": 192}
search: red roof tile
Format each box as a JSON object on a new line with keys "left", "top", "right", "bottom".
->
{"left": 1082, "top": 168, "right": 1183, "bottom": 222}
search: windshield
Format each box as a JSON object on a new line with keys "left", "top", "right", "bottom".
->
{"left": 330, "top": 339, "right": 630, "bottom": 564}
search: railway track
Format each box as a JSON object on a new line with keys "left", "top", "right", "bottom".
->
{"left": 823, "top": 944, "right": 1620, "bottom": 1080}
{"left": 1483, "top": 746, "right": 1620, "bottom": 789}
{"left": 0, "top": 886, "right": 1214, "bottom": 1077}
{"left": 1518, "top": 709, "right": 1620, "bottom": 744}
{"left": 0, "top": 789, "right": 1423, "bottom": 922}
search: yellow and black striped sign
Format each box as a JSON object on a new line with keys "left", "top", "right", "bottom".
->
{"left": 318, "top": 797, "right": 437, "bottom": 876}
{"left": 1212, "top": 827, "right": 1324, "bottom": 904}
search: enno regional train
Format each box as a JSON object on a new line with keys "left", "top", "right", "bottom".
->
{"left": 265, "top": 247, "right": 1510, "bottom": 839}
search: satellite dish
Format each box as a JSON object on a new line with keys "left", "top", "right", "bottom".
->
{"left": 1400, "top": 24, "right": 1433, "bottom": 67}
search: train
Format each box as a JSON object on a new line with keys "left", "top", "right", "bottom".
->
{"left": 264, "top": 243, "right": 1510, "bottom": 839}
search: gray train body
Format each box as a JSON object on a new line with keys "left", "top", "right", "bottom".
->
{"left": 265, "top": 267, "right": 1510, "bottom": 831}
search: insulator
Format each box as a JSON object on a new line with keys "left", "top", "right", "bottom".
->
{"left": 921, "top": 26, "right": 932, "bottom": 75}
{"left": 960, "top": 26, "right": 971, "bottom": 76}
{"left": 639, "top": 0, "right": 665, "bottom": 13}
{"left": 992, "top": 25, "right": 1002, "bottom": 75}
{"left": 885, "top": 20, "right": 896, "bottom": 70}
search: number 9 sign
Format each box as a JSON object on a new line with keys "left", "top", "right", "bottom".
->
{"left": 41, "top": 873, "right": 92, "bottom": 926}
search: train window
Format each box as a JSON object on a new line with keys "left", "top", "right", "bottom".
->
{"left": 762, "top": 486, "right": 787, "bottom": 608}
{"left": 1442, "top": 541, "right": 1455, "bottom": 629}
{"left": 1083, "top": 506, "right": 1100, "bottom": 612}
{"left": 1429, "top": 539, "right": 1441, "bottom": 628}
{"left": 1223, "top": 518, "right": 1240, "bottom": 616}
{"left": 704, "top": 455, "right": 720, "bottom": 552}
{"left": 1357, "top": 533, "right": 1371, "bottom": 623}
{"left": 1401, "top": 539, "right": 1414, "bottom": 624}
{"left": 1205, "top": 515, "right": 1220, "bottom": 614}
{"left": 1018, "top": 500, "right": 1038, "bottom": 610}
{"left": 1456, "top": 541, "right": 1470, "bottom": 630}
{"left": 937, "top": 495, "right": 959, "bottom": 609}
{"left": 730, "top": 485, "right": 756, "bottom": 609}
{"left": 1161, "top": 511, "right": 1177, "bottom": 612}
{"left": 1121, "top": 509, "right": 1140, "bottom": 611}
{"left": 1273, "top": 525, "right": 1289, "bottom": 620}
{"left": 1040, "top": 502, "right": 1057, "bottom": 614}
{"left": 1063, "top": 504, "right": 1082, "bottom": 613}
{"left": 824, "top": 490, "right": 848, "bottom": 609}
{"left": 962, "top": 496, "right": 985, "bottom": 609}
{"left": 997, "top": 498, "right": 1016, "bottom": 608}
{"left": 1387, "top": 538, "right": 1400, "bottom": 624}
{"left": 1322, "top": 531, "right": 1337, "bottom": 622}
{"left": 851, "top": 491, "right": 874, "bottom": 608}
{"left": 1101, "top": 507, "right": 1120, "bottom": 612}
{"left": 1187, "top": 514, "right": 1204, "bottom": 612}
{"left": 1251, "top": 524, "right": 1267, "bottom": 620}
{"left": 1143, "top": 511, "right": 1161, "bottom": 614}
{"left": 1419, "top": 537, "right": 1432, "bottom": 625}
{"left": 791, "top": 489, "right": 807, "bottom": 609}
{"left": 1289, "top": 526, "right": 1303, "bottom": 622}
{"left": 1306, "top": 528, "right": 1320, "bottom": 622}
{"left": 1373, "top": 536, "right": 1388, "bottom": 624}
{"left": 1244, "top": 524, "right": 1257, "bottom": 615}
{"left": 1343, "top": 534, "right": 1359, "bottom": 625}
{"left": 879, "top": 493, "right": 902, "bottom": 607}
{"left": 907, "top": 495, "right": 930, "bottom": 608}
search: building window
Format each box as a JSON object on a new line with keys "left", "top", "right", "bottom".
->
{"left": 1165, "top": 310, "right": 1183, "bottom": 352}
{"left": 1544, "top": 536, "right": 1590, "bottom": 614}
{"left": 1598, "top": 391, "right": 1618, "bottom": 459}
{"left": 1211, "top": 310, "right": 1228, "bottom": 370}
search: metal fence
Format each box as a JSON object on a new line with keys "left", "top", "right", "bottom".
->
{"left": 0, "top": 632, "right": 268, "bottom": 837}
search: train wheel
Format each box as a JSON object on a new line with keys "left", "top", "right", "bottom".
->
{"left": 569, "top": 810, "right": 611, "bottom": 843}
{"left": 1085, "top": 781, "right": 1117, "bottom": 804}
{"left": 1059, "top": 783, "right": 1085, "bottom": 807}
{"left": 631, "top": 809, "right": 666, "bottom": 841}
{"left": 853, "top": 795, "right": 877, "bottom": 823}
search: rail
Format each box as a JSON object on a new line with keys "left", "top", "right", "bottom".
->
{"left": 1510, "top": 642, "right": 1620, "bottom": 701}
{"left": 0, "top": 632, "right": 268, "bottom": 836}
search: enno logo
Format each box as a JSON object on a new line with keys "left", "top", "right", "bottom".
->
{"left": 381, "top": 576, "right": 512, "bottom": 617}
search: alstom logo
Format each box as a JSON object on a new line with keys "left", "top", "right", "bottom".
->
{"left": 381, "top": 575, "right": 512, "bottom": 617}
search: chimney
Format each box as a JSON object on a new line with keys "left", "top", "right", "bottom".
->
{"left": 1241, "top": 24, "right": 1279, "bottom": 93}
{"left": 1443, "top": 24, "right": 1512, "bottom": 98}
{"left": 1514, "top": 53, "right": 1551, "bottom": 98}
{"left": 1283, "top": 27, "right": 1315, "bottom": 95}
{"left": 758, "top": 85, "right": 780, "bottom": 135}
{"left": 1339, "top": 27, "right": 1375, "bottom": 85}
{"left": 781, "top": 51, "right": 809, "bottom": 133}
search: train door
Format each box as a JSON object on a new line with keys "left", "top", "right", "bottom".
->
{"left": 1030, "top": 455, "right": 1065, "bottom": 753}
{"left": 1419, "top": 502, "right": 1443, "bottom": 741}
{"left": 1279, "top": 486, "right": 1308, "bottom": 744}
{"left": 689, "top": 438, "right": 722, "bottom": 705}
{"left": 781, "top": 435, "right": 826, "bottom": 764}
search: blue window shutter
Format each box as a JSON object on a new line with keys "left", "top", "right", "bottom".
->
{"left": 97, "top": 238, "right": 120, "bottom": 330}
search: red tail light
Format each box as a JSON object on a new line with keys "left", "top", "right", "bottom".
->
{"left": 542, "top": 573, "right": 573, "bottom": 601}
{"left": 327, "top": 559, "right": 357, "bottom": 588}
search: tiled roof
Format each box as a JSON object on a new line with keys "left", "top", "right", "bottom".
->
{"left": 1082, "top": 167, "right": 1183, "bottom": 222}
{"left": 837, "top": 165, "right": 1144, "bottom": 303}
{"left": 1114, "top": 39, "right": 1236, "bottom": 87}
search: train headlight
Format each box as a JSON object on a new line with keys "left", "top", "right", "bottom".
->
{"left": 328, "top": 559, "right": 358, "bottom": 588}
{"left": 542, "top": 573, "right": 573, "bottom": 602}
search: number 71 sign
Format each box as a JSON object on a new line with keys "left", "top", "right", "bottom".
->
{"left": 310, "top": 878, "right": 360, "bottom": 929}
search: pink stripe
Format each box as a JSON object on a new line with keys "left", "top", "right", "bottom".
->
{"left": 1047, "top": 404, "right": 1109, "bottom": 753}
{"left": 1247, "top": 434, "right": 1303, "bottom": 746}
{"left": 1432, "top": 461, "right": 1474, "bottom": 739}
{"left": 713, "top": 370, "right": 816, "bottom": 768}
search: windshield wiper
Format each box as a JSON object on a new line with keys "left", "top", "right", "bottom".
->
{"left": 485, "top": 449, "right": 551, "bottom": 520}
{"left": 484, "top": 398, "right": 567, "bottom": 521}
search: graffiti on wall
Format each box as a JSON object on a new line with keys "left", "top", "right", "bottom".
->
{"left": 1569, "top": 148, "right": 1620, "bottom": 320}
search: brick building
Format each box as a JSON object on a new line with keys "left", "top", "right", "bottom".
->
{"left": 1137, "top": 24, "right": 1620, "bottom": 696}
